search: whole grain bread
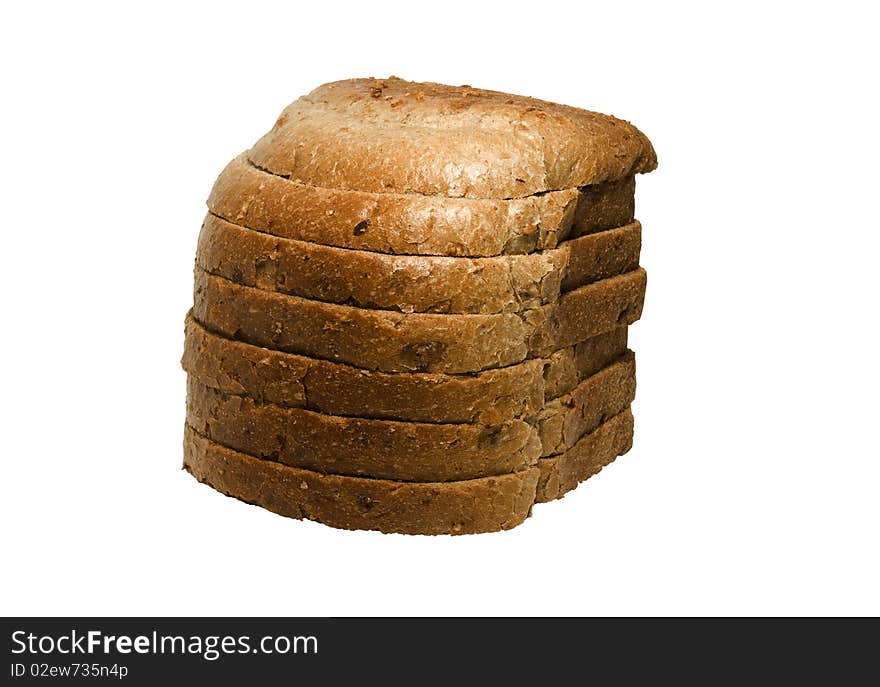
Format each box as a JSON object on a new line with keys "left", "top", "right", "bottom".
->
{"left": 182, "top": 407, "right": 635, "bottom": 533}
{"left": 182, "top": 315, "right": 628, "bottom": 424}
{"left": 183, "top": 424, "right": 539, "bottom": 535}
{"left": 197, "top": 213, "right": 641, "bottom": 314}
{"left": 536, "top": 407, "right": 634, "bottom": 503}
{"left": 209, "top": 155, "right": 634, "bottom": 257}
{"left": 184, "top": 77, "right": 655, "bottom": 532}
{"left": 186, "top": 346, "right": 633, "bottom": 479}
{"left": 186, "top": 344, "right": 632, "bottom": 482}
{"left": 542, "top": 326, "right": 631, "bottom": 400}
{"left": 186, "top": 377, "right": 542, "bottom": 482}
{"left": 249, "top": 77, "right": 656, "bottom": 198}
{"left": 192, "top": 267, "right": 646, "bottom": 374}
{"left": 536, "top": 352, "right": 636, "bottom": 456}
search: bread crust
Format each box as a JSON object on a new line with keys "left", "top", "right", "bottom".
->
{"left": 196, "top": 213, "right": 641, "bottom": 314}
{"left": 537, "top": 408, "right": 634, "bottom": 502}
{"left": 536, "top": 352, "right": 636, "bottom": 456}
{"left": 182, "top": 315, "right": 628, "bottom": 424}
{"left": 541, "top": 326, "right": 630, "bottom": 400}
{"left": 208, "top": 155, "right": 634, "bottom": 257}
{"left": 192, "top": 267, "right": 646, "bottom": 374}
{"left": 248, "top": 77, "right": 656, "bottom": 198}
{"left": 186, "top": 378, "right": 542, "bottom": 482}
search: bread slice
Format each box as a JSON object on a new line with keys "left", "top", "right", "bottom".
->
{"left": 183, "top": 424, "right": 539, "bottom": 535}
{"left": 182, "top": 407, "right": 635, "bottom": 534}
{"left": 537, "top": 408, "right": 634, "bottom": 503}
{"left": 186, "top": 344, "right": 633, "bottom": 482}
{"left": 192, "top": 267, "right": 646, "bottom": 373}
{"left": 209, "top": 154, "right": 634, "bottom": 257}
{"left": 249, "top": 77, "right": 656, "bottom": 199}
{"left": 182, "top": 315, "right": 628, "bottom": 424}
{"left": 196, "top": 213, "right": 641, "bottom": 314}
{"left": 186, "top": 377, "right": 542, "bottom": 482}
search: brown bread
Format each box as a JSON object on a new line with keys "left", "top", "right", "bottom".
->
{"left": 182, "top": 316, "right": 628, "bottom": 424}
{"left": 192, "top": 267, "right": 646, "bottom": 373}
{"left": 536, "top": 352, "right": 636, "bottom": 456}
{"left": 210, "top": 154, "right": 599, "bottom": 257}
{"left": 196, "top": 213, "right": 641, "bottom": 314}
{"left": 186, "top": 378, "right": 541, "bottom": 482}
{"left": 183, "top": 424, "right": 540, "bottom": 535}
{"left": 249, "top": 77, "right": 656, "bottom": 198}
{"left": 542, "top": 325, "right": 631, "bottom": 399}
{"left": 537, "top": 408, "right": 635, "bottom": 503}
{"left": 185, "top": 348, "right": 634, "bottom": 482}
{"left": 183, "top": 77, "right": 656, "bottom": 532}
{"left": 182, "top": 407, "right": 635, "bottom": 534}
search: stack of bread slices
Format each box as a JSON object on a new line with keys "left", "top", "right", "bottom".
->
{"left": 182, "top": 77, "right": 656, "bottom": 534}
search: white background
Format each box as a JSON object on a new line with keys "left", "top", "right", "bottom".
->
{"left": 2, "top": 1, "right": 878, "bottom": 616}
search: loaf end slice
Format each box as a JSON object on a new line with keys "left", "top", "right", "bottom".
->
{"left": 250, "top": 77, "right": 656, "bottom": 198}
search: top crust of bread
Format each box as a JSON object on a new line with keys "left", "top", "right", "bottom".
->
{"left": 249, "top": 77, "right": 657, "bottom": 199}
